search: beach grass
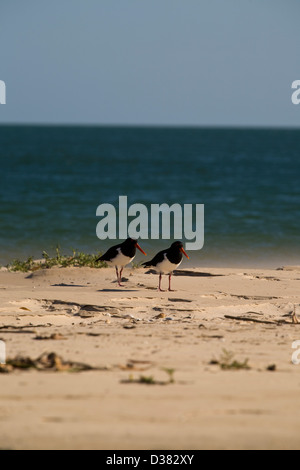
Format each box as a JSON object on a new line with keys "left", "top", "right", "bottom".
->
{"left": 4, "top": 246, "right": 107, "bottom": 272}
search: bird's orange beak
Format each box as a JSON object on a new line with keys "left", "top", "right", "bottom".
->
{"left": 136, "top": 242, "right": 147, "bottom": 256}
{"left": 180, "top": 247, "right": 189, "bottom": 259}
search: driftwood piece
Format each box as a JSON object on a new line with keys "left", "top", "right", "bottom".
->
{"left": 224, "top": 315, "right": 276, "bottom": 325}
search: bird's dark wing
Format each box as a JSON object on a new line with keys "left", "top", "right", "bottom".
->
{"left": 142, "top": 249, "right": 166, "bottom": 267}
{"left": 96, "top": 243, "right": 121, "bottom": 262}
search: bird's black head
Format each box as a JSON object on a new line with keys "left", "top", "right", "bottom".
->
{"left": 170, "top": 241, "right": 189, "bottom": 259}
{"left": 123, "top": 238, "right": 147, "bottom": 256}
{"left": 125, "top": 238, "right": 137, "bottom": 246}
{"left": 171, "top": 241, "right": 184, "bottom": 249}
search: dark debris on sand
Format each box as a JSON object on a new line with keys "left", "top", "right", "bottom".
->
{"left": 0, "top": 352, "right": 106, "bottom": 374}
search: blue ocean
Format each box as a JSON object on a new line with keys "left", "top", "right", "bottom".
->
{"left": 0, "top": 125, "right": 299, "bottom": 268}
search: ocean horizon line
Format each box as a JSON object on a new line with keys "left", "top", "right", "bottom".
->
{"left": 0, "top": 122, "right": 300, "bottom": 131}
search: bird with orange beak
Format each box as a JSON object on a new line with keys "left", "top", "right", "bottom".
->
{"left": 142, "top": 241, "right": 189, "bottom": 292}
{"left": 97, "top": 238, "right": 147, "bottom": 287}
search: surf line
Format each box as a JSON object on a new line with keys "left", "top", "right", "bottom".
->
{"left": 96, "top": 196, "right": 204, "bottom": 251}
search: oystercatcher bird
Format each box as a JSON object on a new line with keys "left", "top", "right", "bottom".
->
{"left": 96, "top": 238, "right": 147, "bottom": 287}
{"left": 142, "top": 241, "right": 189, "bottom": 291}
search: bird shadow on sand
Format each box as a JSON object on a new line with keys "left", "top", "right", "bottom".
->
{"left": 144, "top": 269, "right": 224, "bottom": 277}
{"left": 97, "top": 289, "right": 140, "bottom": 292}
{"left": 51, "top": 283, "right": 86, "bottom": 288}
{"left": 174, "top": 270, "right": 224, "bottom": 277}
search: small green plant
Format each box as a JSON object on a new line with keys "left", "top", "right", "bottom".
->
{"left": 122, "top": 369, "right": 176, "bottom": 386}
{"left": 131, "top": 261, "right": 142, "bottom": 269}
{"left": 6, "top": 246, "right": 107, "bottom": 272}
{"left": 138, "top": 375, "right": 156, "bottom": 384}
{"left": 162, "top": 367, "right": 176, "bottom": 383}
{"left": 211, "top": 349, "right": 250, "bottom": 371}
{"left": 6, "top": 256, "right": 36, "bottom": 273}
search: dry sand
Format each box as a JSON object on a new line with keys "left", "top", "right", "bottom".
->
{"left": 0, "top": 264, "right": 300, "bottom": 450}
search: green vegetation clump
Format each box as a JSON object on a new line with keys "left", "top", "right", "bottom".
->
{"left": 138, "top": 375, "right": 156, "bottom": 385}
{"left": 122, "top": 368, "right": 176, "bottom": 386}
{"left": 5, "top": 246, "right": 107, "bottom": 273}
{"left": 211, "top": 349, "right": 250, "bottom": 371}
{"left": 162, "top": 367, "right": 176, "bottom": 383}
{"left": 7, "top": 256, "right": 36, "bottom": 273}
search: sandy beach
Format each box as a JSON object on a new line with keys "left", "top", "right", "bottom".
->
{"left": 0, "top": 264, "right": 299, "bottom": 450}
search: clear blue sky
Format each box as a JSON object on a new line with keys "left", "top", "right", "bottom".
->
{"left": 0, "top": 0, "right": 299, "bottom": 127}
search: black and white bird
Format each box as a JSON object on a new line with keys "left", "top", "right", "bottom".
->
{"left": 142, "top": 241, "right": 189, "bottom": 292}
{"left": 96, "top": 238, "right": 147, "bottom": 287}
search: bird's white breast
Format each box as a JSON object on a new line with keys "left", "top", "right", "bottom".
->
{"left": 107, "top": 248, "right": 134, "bottom": 268}
{"left": 154, "top": 253, "right": 182, "bottom": 274}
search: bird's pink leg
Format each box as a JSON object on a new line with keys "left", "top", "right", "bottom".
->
{"left": 168, "top": 273, "right": 175, "bottom": 292}
{"left": 115, "top": 267, "right": 120, "bottom": 285}
{"left": 158, "top": 273, "right": 165, "bottom": 292}
{"left": 119, "top": 267, "right": 124, "bottom": 287}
